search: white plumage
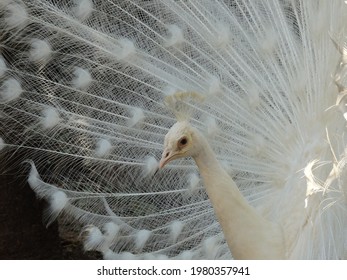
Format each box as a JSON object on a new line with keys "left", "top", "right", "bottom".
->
{"left": 0, "top": 78, "right": 22, "bottom": 103}
{"left": 0, "top": 56, "right": 7, "bottom": 77}
{"left": 1, "top": 0, "right": 347, "bottom": 259}
{"left": 160, "top": 120, "right": 285, "bottom": 259}
{"left": 3, "top": 2, "right": 28, "bottom": 29}
{"left": 29, "top": 39, "right": 52, "bottom": 63}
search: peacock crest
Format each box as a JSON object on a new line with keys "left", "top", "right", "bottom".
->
{"left": 164, "top": 91, "right": 205, "bottom": 121}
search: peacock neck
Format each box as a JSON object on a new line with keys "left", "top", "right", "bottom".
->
{"left": 193, "top": 139, "right": 286, "bottom": 259}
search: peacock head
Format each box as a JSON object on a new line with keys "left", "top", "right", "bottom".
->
{"left": 159, "top": 121, "right": 200, "bottom": 168}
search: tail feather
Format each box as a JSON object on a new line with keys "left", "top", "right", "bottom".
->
{"left": 1, "top": 0, "right": 347, "bottom": 259}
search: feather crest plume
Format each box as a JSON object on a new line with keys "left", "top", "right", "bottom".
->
{"left": 164, "top": 91, "right": 205, "bottom": 121}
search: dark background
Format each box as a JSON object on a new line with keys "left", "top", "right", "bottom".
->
{"left": 0, "top": 158, "right": 100, "bottom": 259}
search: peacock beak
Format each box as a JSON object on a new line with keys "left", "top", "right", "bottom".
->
{"left": 159, "top": 149, "right": 174, "bottom": 168}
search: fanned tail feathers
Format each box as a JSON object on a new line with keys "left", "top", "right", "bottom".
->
{"left": 1, "top": 0, "right": 347, "bottom": 259}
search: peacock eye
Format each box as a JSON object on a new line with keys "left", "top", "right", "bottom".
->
{"left": 179, "top": 137, "right": 188, "bottom": 146}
